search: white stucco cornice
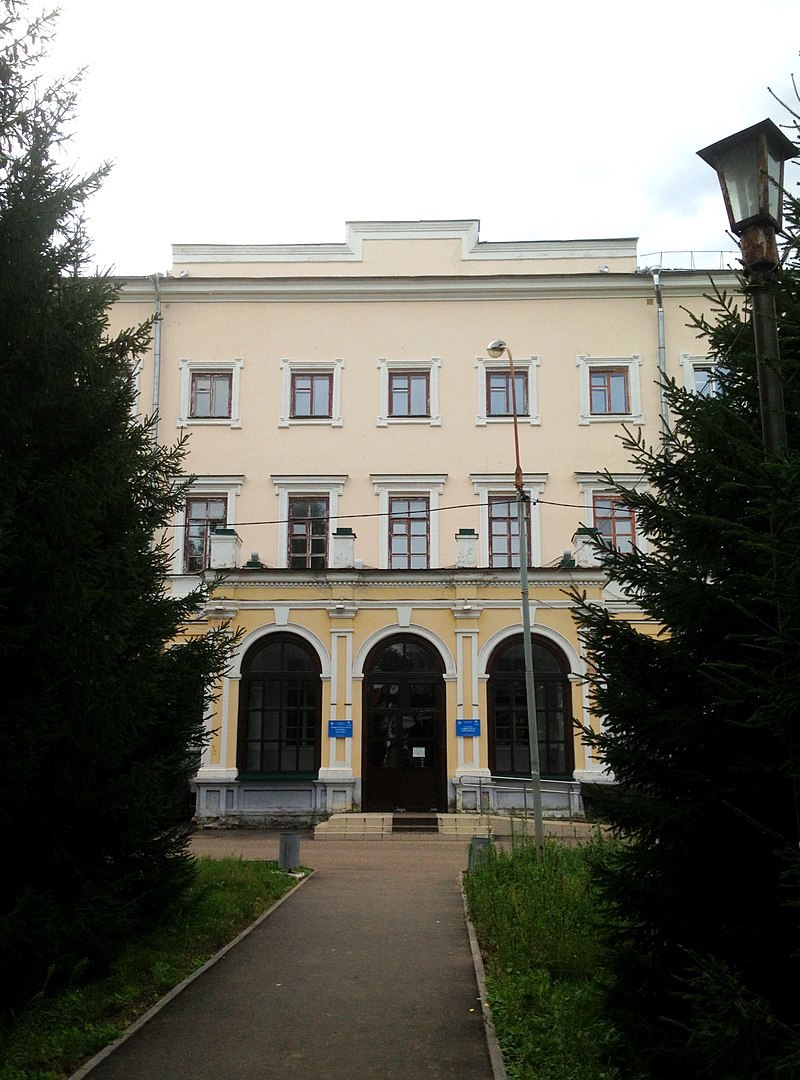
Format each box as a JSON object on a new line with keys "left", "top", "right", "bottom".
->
{"left": 170, "top": 220, "right": 639, "bottom": 266}
{"left": 114, "top": 270, "right": 740, "bottom": 305}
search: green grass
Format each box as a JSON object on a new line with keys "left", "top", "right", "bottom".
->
{"left": 464, "top": 837, "right": 621, "bottom": 1080}
{"left": 0, "top": 858, "right": 303, "bottom": 1080}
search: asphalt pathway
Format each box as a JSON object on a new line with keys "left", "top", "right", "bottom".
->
{"left": 81, "top": 834, "right": 493, "bottom": 1079}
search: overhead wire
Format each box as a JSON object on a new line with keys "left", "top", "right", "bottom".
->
{"left": 172, "top": 496, "right": 590, "bottom": 527}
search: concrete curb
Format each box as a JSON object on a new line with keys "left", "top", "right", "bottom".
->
{"left": 69, "top": 870, "right": 315, "bottom": 1080}
{"left": 461, "top": 873, "right": 508, "bottom": 1080}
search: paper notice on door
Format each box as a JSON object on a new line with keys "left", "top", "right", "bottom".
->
{"left": 412, "top": 746, "right": 426, "bottom": 758}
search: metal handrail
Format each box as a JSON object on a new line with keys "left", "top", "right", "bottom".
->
{"left": 459, "top": 773, "right": 579, "bottom": 825}
{"left": 638, "top": 249, "right": 739, "bottom": 272}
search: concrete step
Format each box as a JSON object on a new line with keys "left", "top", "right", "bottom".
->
{"left": 314, "top": 813, "right": 491, "bottom": 841}
{"left": 313, "top": 812, "right": 598, "bottom": 843}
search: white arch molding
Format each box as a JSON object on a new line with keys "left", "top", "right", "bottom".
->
{"left": 352, "top": 623, "right": 456, "bottom": 678}
{"left": 476, "top": 623, "right": 584, "bottom": 679}
{"left": 228, "top": 622, "right": 332, "bottom": 679}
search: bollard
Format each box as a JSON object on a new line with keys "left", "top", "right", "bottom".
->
{"left": 468, "top": 835, "right": 492, "bottom": 872}
{"left": 279, "top": 832, "right": 301, "bottom": 870}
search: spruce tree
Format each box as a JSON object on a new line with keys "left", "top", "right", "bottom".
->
{"left": 573, "top": 115, "right": 800, "bottom": 1076}
{"left": 0, "top": 2, "right": 232, "bottom": 1009}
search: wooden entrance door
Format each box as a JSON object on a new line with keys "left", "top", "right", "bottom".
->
{"left": 362, "top": 636, "right": 446, "bottom": 812}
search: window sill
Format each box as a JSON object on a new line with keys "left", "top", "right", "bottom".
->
{"left": 377, "top": 415, "right": 441, "bottom": 427}
{"left": 279, "top": 417, "right": 342, "bottom": 428}
{"left": 178, "top": 416, "right": 242, "bottom": 428}
{"left": 476, "top": 414, "right": 541, "bottom": 426}
{"left": 578, "top": 412, "right": 644, "bottom": 426}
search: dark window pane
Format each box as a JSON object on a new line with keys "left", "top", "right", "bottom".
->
{"left": 287, "top": 496, "right": 329, "bottom": 568}
{"left": 238, "top": 636, "right": 321, "bottom": 775}
{"left": 489, "top": 638, "right": 573, "bottom": 778}
{"left": 191, "top": 373, "right": 231, "bottom": 418}
{"left": 291, "top": 374, "right": 332, "bottom": 418}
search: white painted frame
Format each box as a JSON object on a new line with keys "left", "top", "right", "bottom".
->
{"left": 377, "top": 357, "right": 441, "bottom": 427}
{"left": 471, "top": 473, "right": 548, "bottom": 567}
{"left": 172, "top": 475, "right": 245, "bottom": 575}
{"left": 576, "top": 354, "right": 643, "bottom": 425}
{"left": 178, "top": 357, "right": 243, "bottom": 428}
{"left": 474, "top": 354, "right": 541, "bottom": 426}
{"left": 270, "top": 474, "right": 348, "bottom": 568}
{"left": 371, "top": 473, "right": 447, "bottom": 569}
{"left": 279, "top": 358, "right": 344, "bottom": 428}
{"left": 575, "top": 472, "right": 649, "bottom": 556}
{"left": 680, "top": 352, "right": 719, "bottom": 395}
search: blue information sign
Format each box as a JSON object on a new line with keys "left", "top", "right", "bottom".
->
{"left": 456, "top": 719, "right": 481, "bottom": 737}
{"left": 328, "top": 720, "right": 353, "bottom": 739}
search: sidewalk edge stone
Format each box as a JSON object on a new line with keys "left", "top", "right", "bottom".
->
{"left": 69, "top": 870, "right": 316, "bottom": 1080}
{"left": 461, "top": 873, "right": 508, "bottom": 1080}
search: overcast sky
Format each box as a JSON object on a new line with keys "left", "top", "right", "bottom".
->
{"left": 45, "top": 0, "right": 800, "bottom": 276}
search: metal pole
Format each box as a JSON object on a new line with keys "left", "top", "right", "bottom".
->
{"left": 506, "top": 346, "right": 545, "bottom": 861}
{"left": 740, "top": 224, "right": 788, "bottom": 459}
{"left": 517, "top": 486, "right": 545, "bottom": 860}
{"left": 750, "top": 282, "right": 788, "bottom": 457}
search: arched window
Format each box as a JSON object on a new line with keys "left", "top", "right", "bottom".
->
{"left": 237, "top": 634, "right": 321, "bottom": 777}
{"left": 487, "top": 636, "right": 574, "bottom": 779}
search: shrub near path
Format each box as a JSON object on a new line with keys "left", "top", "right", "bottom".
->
{"left": 465, "top": 838, "right": 622, "bottom": 1080}
{"left": 0, "top": 859, "right": 300, "bottom": 1080}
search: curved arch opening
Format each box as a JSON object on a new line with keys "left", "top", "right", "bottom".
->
{"left": 487, "top": 635, "right": 575, "bottom": 780}
{"left": 237, "top": 632, "right": 322, "bottom": 778}
{"left": 361, "top": 634, "right": 447, "bottom": 812}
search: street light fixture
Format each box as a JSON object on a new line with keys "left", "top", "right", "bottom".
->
{"left": 698, "top": 119, "right": 797, "bottom": 455}
{"left": 486, "top": 339, "right": 544, "bottom": 860}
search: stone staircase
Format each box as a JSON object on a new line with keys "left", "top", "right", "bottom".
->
{"left": 313, "top": 812, "right": 599, "bottom": 843}
{"left": 313, "top": 813, "right": 491, "bottom": 841}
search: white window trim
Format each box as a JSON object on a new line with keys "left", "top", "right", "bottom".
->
{"left": 178, "top": 357, "right": 243, "bottom": 428}
{"left": 575, "top": 472, "right": 649, "bottom": 557}
{"left": 371, "top": 474, "right": 447, "bottom": 568}
{"left": 270, "top": 474, "right": 348, "bottom": 568}
{"left": 474, "top": 355, "right": 541, "bottom": 426}
{"left": 680, "top": 352, "right": 717, "bottom": 394}
{"left": 172, "top": 475, "right": 245, "bottom": 575}
{"left": 279, "top": 358, "right": 344, "bottom": 427}
{"left": 576, "top": 354, "right": 643, "bottom": 425}
{"left": 471, "top": 473, "right": 548, "bottom": 566}
{"left": 377, "top": 357, "right": 441, "bottom": 427}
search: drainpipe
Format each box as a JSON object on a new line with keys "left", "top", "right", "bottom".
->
{"left": 650, "top": 266, "right": 670, "bottom": 443}
{"left": 151, "top": 272, "right": 162, "bottom": 445}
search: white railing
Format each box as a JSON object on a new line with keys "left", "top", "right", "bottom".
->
{"left": 638, "top": 250, "right": 740, "bottom": 272}
{"left": 462, "top": 774, "right": 581, "bottom": 824}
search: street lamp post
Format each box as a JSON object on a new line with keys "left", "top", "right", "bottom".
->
{"left": 486, "top": 340, "right": 544, "bottom": 860}
{"left": 698, "top": 118, "right": 797, "bottom": 457}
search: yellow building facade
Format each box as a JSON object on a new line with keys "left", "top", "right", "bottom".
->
{"left": 111, "top": 221, "right": 737, "bottom": 825}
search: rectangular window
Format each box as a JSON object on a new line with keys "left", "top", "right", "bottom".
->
{"left": 184, "top": 496, "right": 227, "bottom": 572}
{"left": 589, "top": 368, "right": 629, "bottom": 415}
{"left": 593, "top": 495, "right": 636, "bottom": 554}
{"left": 693, "top": 365, "right": 721, "bottom": 398}
{"left": 288, "top": 496, "right": 329, "bottom": 569}
{"left": 488, "top": 495, "right": 531, "bottom": 568}
{"left": 291, "top": 373, "right": 332, "bottom": 419}
{"left": 190, "top": 372, "right": 232, "bottom": 418}
{"left": 486, "top": 371, "right": 528, "bottom": 417}
{"left": 388, "top": 372, "right": 429, "bottom": 417}
{"left": 389, "top": 497, "right": 429, "bottom": 569}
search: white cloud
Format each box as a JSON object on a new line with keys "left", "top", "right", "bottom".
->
{"left": 39, "top": 0, "right": 800, "bottom": 274}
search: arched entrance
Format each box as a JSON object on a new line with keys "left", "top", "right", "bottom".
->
{"left": 487, "top": 635, "right": 575, "bottom": 779}
{"left": 362, "top": 635, "right": 447, "bottom": 812}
